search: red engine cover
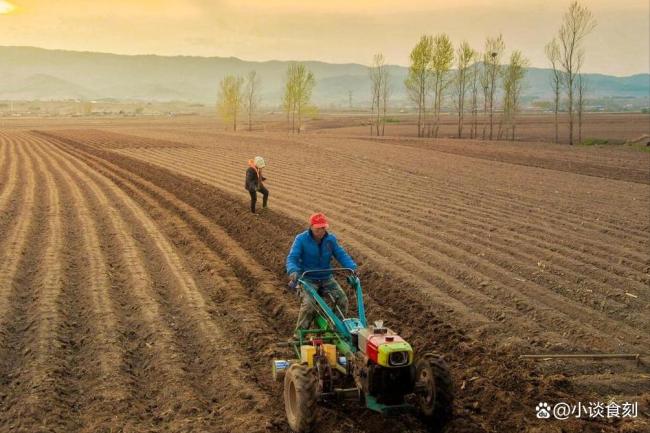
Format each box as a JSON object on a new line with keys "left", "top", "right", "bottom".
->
{"left": 365, "top": 334, "right": 405, "bottom": 364}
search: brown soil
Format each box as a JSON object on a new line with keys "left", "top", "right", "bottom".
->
{"left": 0, "top": 119, "right": 647, "bottom": 433}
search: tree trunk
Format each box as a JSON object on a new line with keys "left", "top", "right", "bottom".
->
{"left": 578, "top": 109, "right": 582, "bottom": 144}
{"left": 381, "top": 98, "right": 387, "bottom": 136}
{"left": 554, "top": 107, "right": 558, "bottom": 144}
{"left": 417, "top": 91, "right": 422, "bottom": 138}
{"left": 489, "top": 93, "right": 493, "bottom": 140}
{"left": 370, "top": 98, "right": 375, "bottom": 136}
{"left": 568, "top": 74, "right": 574, "bottom": 145}
{"left": 297, "top": 103, "right": 302, "bottom": 134}
{"left": 554, "top": 86, "right": 559, "bottom": 144}
{"left": 482, "top": 94, "right": 488, "bottom": 140}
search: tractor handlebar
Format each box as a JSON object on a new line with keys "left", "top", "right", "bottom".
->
{"left": 287, "top": 268, "right": 357, "bottom": 293}
{"left": 299, "top": 267, "right": 356, "bottom": 279}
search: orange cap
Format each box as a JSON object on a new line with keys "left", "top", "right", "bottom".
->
{"left": 309, "top": 212, "right": 329, "bottom": 228}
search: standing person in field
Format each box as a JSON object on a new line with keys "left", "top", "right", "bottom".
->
{"left": 286, "top": 212, "right": 357, "bottom": 335}
{"left": 245, "top": 156, "right": 269, "bottom": 214}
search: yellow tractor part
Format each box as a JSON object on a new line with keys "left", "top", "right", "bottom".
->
{"left": 301, "top": 344, "right": 337, "bottom": 367}
{"left": 376, "top": 341, "right": 413, "bottom": 368}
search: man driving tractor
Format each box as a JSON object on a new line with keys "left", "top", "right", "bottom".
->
{"left": 278, "top": 213, "right": 453, "bottom": 433}
{"left": 286, "top": 212, "right": 357, "bottom": 334}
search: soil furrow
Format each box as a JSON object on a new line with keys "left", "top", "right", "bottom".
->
{"left": 351, "top": 135, "right": 650, "bottom": 184}
{"left": 135, "top": 145, "right": 649, "bottom": 300}
{"left": 45, "top": 131, "right": 487, "bottom": 433}
{"left": 0, "top": 139, "right": 20, "bottom": 229}
{"left": 128, "top": 144, "right": 650, "bottom": 275}
{"left": 35, "top": 130, "right": 629, "bottom": 433}
{"left": 0, "top": 141, "right": 34, "bottom": 332}
{"left": 0, "top": 139, "right": 9, "bottom": 189}
{"left": 30, "top": 139, "right": 134, "bottom": 431}
{"left": 35, "top": 134, "right": 281, "bottom": 433}
{"left": 0, "top": 138, "right": 73, "bottom": 432}
{"left": 37, "top": 139, "right": 214, "bottom": 432}
{"left": 42, "top": 132, "right": 391, "bottom": 433}
{"left": 73, "top": 132, "right": 647, "bottom": 270}
{"left": 107, "top": 130, "right": 650, "bottom": 248}
{"left": 113, "top": 147, "right": 649, "bottom": 349}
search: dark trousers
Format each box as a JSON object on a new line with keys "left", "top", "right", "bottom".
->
{"left": 249, "top": 185, "right": 269, "bottom": 213}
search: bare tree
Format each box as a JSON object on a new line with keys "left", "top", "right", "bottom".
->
{"left": 545, "top": 38, "right": 562, "bottom": 143}
{"left": 479, "top": 59, "right": 490, "bottom": 139}
{"left": 405, "top": 35, "right": 433, "bottom": 137}
{"left": 501, "top": 50, "right": 529, "bottom": 140}
{"left": 217, "top": 74, "right": 244, "bottom": 131}
{"left": 282, "top": 75, "right": 295, "bottom": 132}
{"left": 283, "top": 63, "right": 316, "bottom": 133}
{"left": 381, "top": 67, "right": 391, "bottom": 136}
{"left": 243, "top": 70, "right": 261, "bottom": 131}
{"left": 577, "top": 73, "right": 587, "bottom": 144}
{"left": 454, "top": 41, "right": 476, "bottom": 138}
{"left": 469, "top": 55, "right": 481, "bottom": 139}
{"left": 369, "top": 53, "right": 387, "bottom": 136}
{"left": 484, "top": 34, "right": 505, "bottom": 140}
{"left": 558, "top": 1, "right": 596, "bottom": 144}
{"left": 430, "top": 34, "right": 455, "bottom": 138}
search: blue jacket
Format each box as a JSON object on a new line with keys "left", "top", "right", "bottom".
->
{"left": 286, "top": 230, "right": 357, "bottom": 280}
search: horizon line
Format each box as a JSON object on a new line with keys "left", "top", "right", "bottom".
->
{"left": 1, "top": 45, "right": 648, "bottom": 78}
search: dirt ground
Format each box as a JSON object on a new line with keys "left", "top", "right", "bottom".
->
{"left": 302, "top": 112, "right": 650, "bottom": 145}
{"left": 0, "top": 115, "right": 648, "bottom": 432}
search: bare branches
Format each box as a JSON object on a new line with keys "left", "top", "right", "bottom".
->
{"left": 577, "top": 73, "right": 588, "bottom": 144}
{"left": 557, "top": 1, "right": 596, "bottom": 144}
{"left": 454, "top": 41, "right": 477, "bottom": 139}
{"left": 484, "top": 34, "right": 505, "bottom": 140}
{"left": 381, "top": 67, "right": 391, "bottom": 136}
{"left": 243, "top": 70, "right": 261, "bottom": 132}
{"left": 501, "top": 51, "right": 529, "bottom": 140}
{"left": 470, "top": 55, "right": 481, "bottom": 139}
{"left": 545, "top": 38, "right": 562, "bottom": 143}
{"left": 370, "top": 53, "right": 390, "bottom": 136}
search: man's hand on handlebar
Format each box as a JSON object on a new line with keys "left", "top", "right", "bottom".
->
{"left": 287, "top": 272, "right": 299, "bottom": 292}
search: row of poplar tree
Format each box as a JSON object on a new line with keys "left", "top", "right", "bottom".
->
{"left": 217, "top": 1, "right": 595, "bottom": 144}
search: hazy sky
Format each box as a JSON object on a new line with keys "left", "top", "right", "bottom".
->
{"left": 1, "top": 0, "right": 648, "bottom": 75}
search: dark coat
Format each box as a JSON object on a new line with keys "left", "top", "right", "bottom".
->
{"left": 245, "top": 166, "right": 266, "bottom": 191}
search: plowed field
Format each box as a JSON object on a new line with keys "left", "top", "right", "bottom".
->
{"left": 1, "top": 120, "right": 648, "bottom": 433}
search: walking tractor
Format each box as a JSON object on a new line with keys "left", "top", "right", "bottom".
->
{"left": 272, "top": 268, "right": 453, "bottom": 432}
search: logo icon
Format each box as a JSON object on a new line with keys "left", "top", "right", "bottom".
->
{"left": 536, "top": 402, "right": 552, "bottom": 419}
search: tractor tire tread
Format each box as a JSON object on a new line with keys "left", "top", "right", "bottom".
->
{"left": 419, "top": 352, "right": 454, "bottom": 431}
{"left": 284, "top": 363, "right": 318, "bottom": 432}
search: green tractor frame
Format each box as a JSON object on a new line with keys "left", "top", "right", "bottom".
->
{"left": 272, "top": 268, "right": 453, "bottom": 432}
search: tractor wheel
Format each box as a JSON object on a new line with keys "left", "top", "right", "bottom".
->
{"left": 415, "top": 353, "right": 454, "bottom": 432}
{"left": 283, "top": 363, "right": 318, "bottom": 433}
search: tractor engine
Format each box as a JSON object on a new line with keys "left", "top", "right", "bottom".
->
{"left": 354, "top": 323, "right": 416, "bottom": 404}
{"left": 365, "top": 363, "right": 416, "bottom": 404}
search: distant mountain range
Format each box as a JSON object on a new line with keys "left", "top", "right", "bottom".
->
{"left": 1, "top": 46, "right": 648, "bottom": 107}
